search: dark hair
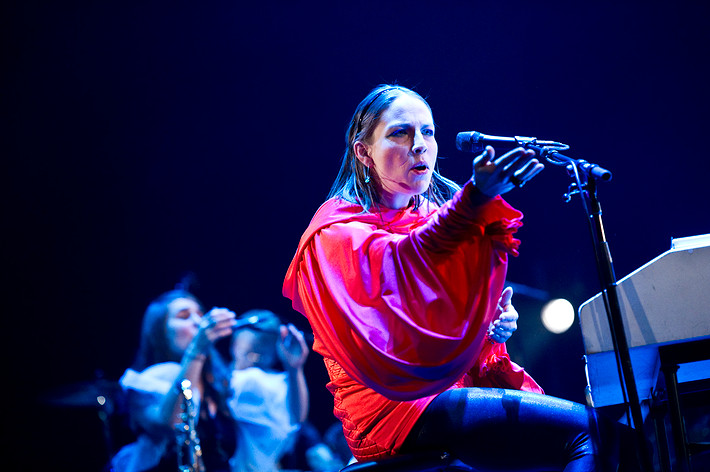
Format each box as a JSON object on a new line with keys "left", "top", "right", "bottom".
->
{"left": 231, "top": 309, "right": 284, "bottom": 370}
{"left": 230, "top": 309, "right": 281, "bottom": 349}
{"left": 327, "top": 84, "right": 461, "bottom": 212}
{"left": 132, "top": 289, "right": 199, "bottom": 370}
{"left": 237, "top": 308, "right": 282, "bottom": 334}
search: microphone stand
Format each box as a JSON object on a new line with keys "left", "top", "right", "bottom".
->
{"left": 525, "top": 143, "right": 654, "bottom": 472}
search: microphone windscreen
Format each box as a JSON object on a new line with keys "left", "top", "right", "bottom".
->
{"left": 455, "top": 131, "right": 483, "bottom": 153}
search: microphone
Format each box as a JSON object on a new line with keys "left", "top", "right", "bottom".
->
{"left": 456, "top": 131, "right": 567, "bottom": 153}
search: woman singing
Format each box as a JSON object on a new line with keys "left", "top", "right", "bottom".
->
{"left": 283, "top": 84, "right": 637, "bottom": 471}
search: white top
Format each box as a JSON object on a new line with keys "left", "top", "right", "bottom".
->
{"left": 228, "top": 367, "right": 299, "bottom": 472}
{"left": 111, "top": 362, "right": 198, "bottom": 472}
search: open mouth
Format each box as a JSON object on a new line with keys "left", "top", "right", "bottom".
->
{"left": 412, "top": 163, "right": 428, "bottom": 172}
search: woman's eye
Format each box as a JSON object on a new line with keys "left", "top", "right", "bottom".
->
{"left": 390, "top": 129, "right": 407, "bottom": 137}
{"left": 422, "top": 128, "right": 434, "bottom": 136}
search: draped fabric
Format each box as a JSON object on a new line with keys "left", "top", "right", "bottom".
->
{"left": 283, "top": 182, "right": 543, "bottom": 459}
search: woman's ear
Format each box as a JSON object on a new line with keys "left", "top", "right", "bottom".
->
{"left": 353, "top": 141, "right": 373, "bottom": 168}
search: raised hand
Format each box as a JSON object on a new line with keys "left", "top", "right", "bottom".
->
{"left": 189, "top": 307, "right": 236, "bottom": 356}
{"left": 277, "top": 323, "right": 309, "bottom": 370}
{"left": 487, "top": 286, "right": 518, "bottom": 344}
{"left": 473, "top": 146, "right": 544, "bottom": 197}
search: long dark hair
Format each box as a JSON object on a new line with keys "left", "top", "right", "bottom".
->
{"left": 132, "top": 289, "right": 197, "bottom": 370}
{"left": 328, "top": 84, "right": 460, "bottom": 212}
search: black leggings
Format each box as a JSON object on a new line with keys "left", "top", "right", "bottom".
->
{"left": 400, "top": 388, "right": 639, "bottom": 472}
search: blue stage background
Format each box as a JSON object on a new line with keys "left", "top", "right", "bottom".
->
{"left": 6, "top": 1, "right": 708, "bottom": 469}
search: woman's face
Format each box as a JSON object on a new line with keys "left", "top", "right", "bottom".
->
{"left": 232, "top": 329, "right": 277, "bottom": 371}
{"left": 356, "top": 94, "right": 438, "bottom": 209}
{"left": 165, "top": 297, "right": 203, "bottom": 355}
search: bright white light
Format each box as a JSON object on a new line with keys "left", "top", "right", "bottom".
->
{"left": 541, "top": 298, "right": 575, "bottom": 334}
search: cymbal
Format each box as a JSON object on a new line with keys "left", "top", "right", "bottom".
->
{"left": 41, "top": 379, "right": 122, "bottom": 408}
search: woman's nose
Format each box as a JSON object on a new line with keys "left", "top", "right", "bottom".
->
{"left": 412, "top": 132, "right": 427, "bottom": 154}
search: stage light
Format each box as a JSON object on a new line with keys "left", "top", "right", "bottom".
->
{"left": 541, "top": 298, "right": 575, "bottom": 334}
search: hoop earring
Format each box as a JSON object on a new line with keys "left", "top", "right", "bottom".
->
{"left": 364, "top": 166, "right": 371, "bottom": 184}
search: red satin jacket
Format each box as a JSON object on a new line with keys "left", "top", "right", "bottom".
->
{"left": 284, "top": 182, "right": 543, "bottom": 460}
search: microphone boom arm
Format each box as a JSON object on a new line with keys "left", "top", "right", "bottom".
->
{"left": 522, "top": 142, "right": 653, "bottom": 472}
{"left": 523, "top": 144, "right": 612, "bottom": 182}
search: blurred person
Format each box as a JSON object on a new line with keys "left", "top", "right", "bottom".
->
{"left": 110, "top": 289, "right": 237, "bottom": 472}
{"left": 228, "top": 309, "right": 312, "bottom": 472}
{"left": 283, "top": 84, "right": 639, "bottom": 471}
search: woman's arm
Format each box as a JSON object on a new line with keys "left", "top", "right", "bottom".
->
{"left": 278, "top": 323, "right": 310, "bottom": 424}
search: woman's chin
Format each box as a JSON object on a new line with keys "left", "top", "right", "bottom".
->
{"left": 411, "top": 180, "right": 432, "bottom": 195}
